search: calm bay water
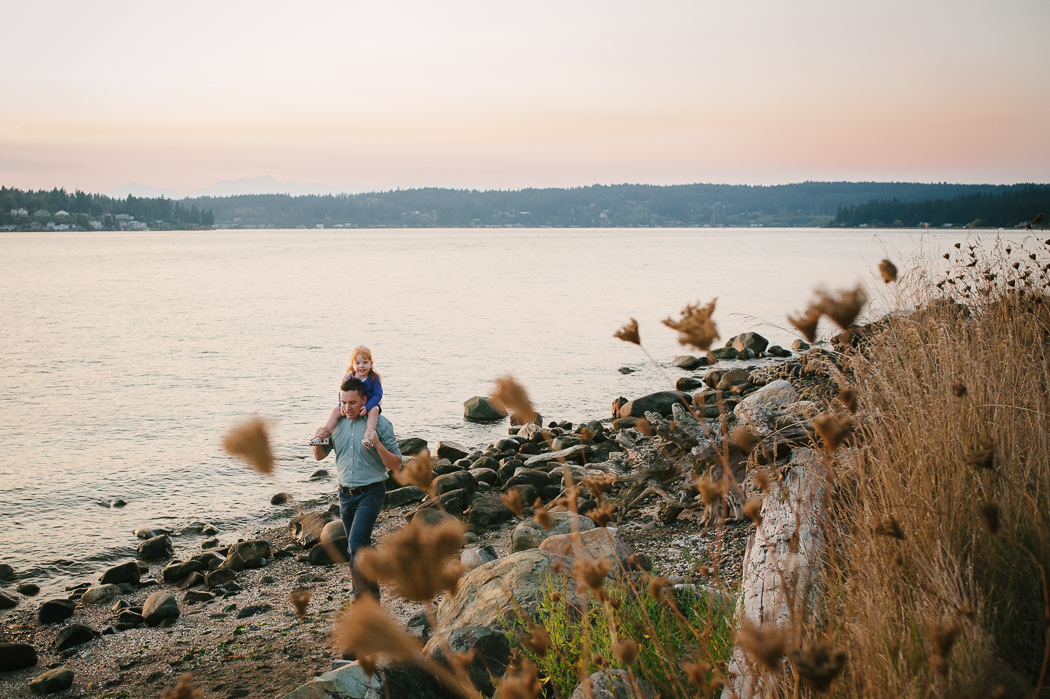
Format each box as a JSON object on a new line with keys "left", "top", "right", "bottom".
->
{"left": 0, "top": 227, "right": 951, "bottom": 593}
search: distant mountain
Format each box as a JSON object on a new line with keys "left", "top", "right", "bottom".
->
{"left": 104, "top": 176, "right": 370, "bottom": 200}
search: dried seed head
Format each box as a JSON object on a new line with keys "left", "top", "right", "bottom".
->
{"left": 817, "top": 285, "right": 867, "bottom": 329}
{"left": 501, "top": 490, "right": 524, "bottom": 516}
{"left": 663, "top": 299, "right": 719, "bottom": 351}
{"left": 162, "top": 673, "right": 203, "bottom": 699}
{"left": 613, "top": 638, "right": 639, "bottom": 666}
{"left": 289, "top": 589, "right": 312, "bottom": 619}
{"left": 812, "top": 413, "right": 853, "bottom": 452}
{"left": 729, "top": 426, "right": 758, "bottom": 453}
{"left": 837, "top": 388, "right": 858, "bottom": 413}
{"left": 636, "top": 418, "right": 653, "bottom": 437}
{"left": 222, "top": 416, "right": 274, "bottom": 475}
{"left": 755, "top": 471, "right": 771, "bottom": 492}
{"left": 879, "top": 259, "right": 898, "bottom": 283}
{"left": 683, "top": 661, "right": 711, "bottom": 687}
{"left": 614, "top": 318, "right": 641, "bottom": 345}
{"left": 697, "top": 473, "right": 726, "bottom": 506}
{"left": 498, "top": 657, "right": 542, "bottom": 699}
{"left": 520, "top": 624, "right": 550, "bottom": 658}
{"left": 648, "top": 576, "right": 670, "bottom": 600}
{"left": 581, "top": 473, "right": 616, "bottom": 501}
{"left": 591, "top": 654, "right": 607, "bottom": 668}
{"left": 958, "top": 602, "right": 973, "bottom": 619}
{"left": 952, "top": 382, "right": 968, "bottom": 398}
{"left": 586, "top": 503, "right": 616, "bottom": 528}
{"left": 331, "top": 595, "right": 420, "bottom": 674}
{"left": 355, "top": 517, "right": 465, "bottom": 601}
{"left": 534, "top": 499, "right": 553, "bottom": 530}
{"left": 788, "top": 305, "right": 822, "bottom": 343}
{"left": 490, "top": 375, "right": 538, "bottom": 426}
{"left": 574, "top": 557, "right": 613, "bottom": 593}
{"left": 396, "top": 448, "right": 434, "bottom": 490}
{"left": 736, "top": 619, "right": 787, "bottom": 671}
{"left": 967, "top": 445, "right": 996, "bottom": 470}
{"left": 931, "top": 622, "right": 961, "bottom": 676}
{"left": 789, "top": 644, "right": 847, "bottom": 692}
{"left": 875, "top": 515, "right": 905, "bottom": 540}
{"left": 980, "top": 502, "right": 1000, "bottom": 535}
{"left": 743, "top": 498, "right": 763, "bottom": 526}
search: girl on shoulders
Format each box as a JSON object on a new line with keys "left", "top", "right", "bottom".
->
{"left": 310, "top": 346, "right": 383, "bottom": 449}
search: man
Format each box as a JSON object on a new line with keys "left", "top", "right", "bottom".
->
{"left": 312, "top": 377, "right": 402, "bottom": 600}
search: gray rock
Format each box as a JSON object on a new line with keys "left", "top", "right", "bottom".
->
{"left": 436, "top": 441, "right": 469, "bottom": 461}
{"left": 711, "top": 346, "right": 739, "bottom": 360}
{"left": 505, "top": 484, "right": 539, "bottom": 510}
{"left": 727, "top": 332, "right": 769, "bottom": 355}
{"left": 235, "top": 603, "right": 273, "bottom": 619}
{"left": 505, "top": 468, "right": 550, "bottom": 490}
{"left": 466, "top": 495, "right": 515, "bottom": 528}
{"left": 110, "top": 499, "right": 127, "bottom": 508}
{"left": 99, "top": 558, "right": 140, "bottom": 583}
{"left": 228, "top": 540, "right": 269, "bottom": 562}
{"left": 675, "top": 376, "right": 706, "bottom": 391}
{"left": 201, "top": 524, "right": 219, "bottom": 535}
{"left": 29, "top": 667, "right": 74, "bottom": 695}
{"left": 716, "top": 368, "right": 751, "bottom": 391}
{"left": 134, "top": 527, "right": 169, "bottom": 540}
{"left": 116, "top": 610, "right": 144, "bottom": 625}
{"left": 310, "top": 469, "right": 330, "bottom": 480}
{"left": 767, "top": 345, "right": 792, "bottom": 358}
{"left": 280, "top": 660, "right": 382, "bottom": 699}
{"left": 142, "top": 591, "right": 179, "bottom": 626}
{"left": 80, "top": 585, "right": 120, "bottom": 605}
{"left": 0, "top": 589, "right": 19, "bottom": 609}
{"left": 0, "top": 642, "right": 37, "bottom": 671}
{"left": 200, "top": 538, "right": 219, "bottom": 550}
{"left": 510, "top": 510, "right": 596, "bottom": 553}
{"left": 463, "top": 396, "right": 507, "bottom": 422}
{"left": 397, "top": 437, "right": 428, "bottom": 456}
{"left": 175, "top": 572, "right": 205, "bottom": 590}
{"left": 733, "top": 379, "right": 798, "bottom": 436}
{"left": 271, "top": 492, "right": 291, "bottom": 505}
{"left": 384, "top": 486, "right": 427, "bottom": 508}
{"left": 523, "top": 444, "right": 590, "bottom": 468}
{"left": 309, "top": 539, "right": 349, "bottom": 565}
{"left": 184, "top": 591, "right": 215, "bottom": 604}
{"left": 289, "top": 511, "right": 333, "bottom": 548}
{"left": 17, "top": 583, "right": 40, "bottom": 596}
{"left": 204, "top": 568, "right": 237, "bottom": 590}
{"left": 617, "top": 391, "right": 691, "bottom": 418}
{"left": 468, "top": 468, "right": 498, "bottom": 486}
{"left": 672, "top": 354, "right": 707, "bottom": 370}
{"left": 162, "top": 560, "right": 203, "bottom": 584}
{"left": 432, "top": 470, "right": 478, "bottom": 496}
{"left": 424, "top": 625, "right": 510, "bottom": 696}
{"left": 53, "top": 624, "right": 97, "bottom": 651}
{"left": 406, "top": 611, "right": 431, "bottom": 641}
{"left": 570, "top": 669, "right": 656, "bottom": 699}
{"left": 136, "top": 534, "right": 174, "bottom": 561}
{"left": 791, "top": 339, "right": 810, "bottom": 351}
{"left": 618, "top": 366, "right": 635, "bottom": 374}
{"left": 38, "top": 599, "right": 76, "bottom": 625}
{"left": 460, "top": 545, "right": 499, "bottom": 572}
{"left": 0, "top": 563, "right": 13, "bottom": 581}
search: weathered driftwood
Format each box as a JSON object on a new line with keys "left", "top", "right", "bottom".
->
{"left": 722, "top": 447, "right": 831, "bottom": 699}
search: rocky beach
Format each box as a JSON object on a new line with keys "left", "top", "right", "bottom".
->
{"left": 0, "top": 332, "right": 873, "bottom": 698}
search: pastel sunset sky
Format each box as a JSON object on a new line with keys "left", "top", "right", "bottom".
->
{"left": 2, "top": 0, "right": 1048, "bottom": 193}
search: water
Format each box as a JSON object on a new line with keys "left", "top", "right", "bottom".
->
{"left": 0, "top": 227, "right": 952, "bottom": 593}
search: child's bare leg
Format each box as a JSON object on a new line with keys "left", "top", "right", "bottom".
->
{"left": 324, "top": 406, "right": 341, "bottom": 433}
{"left": 310, "top": 406, "right": 341, "bottom": 445}
{"left": 363, "top": 406, "right": 380, "bottom": 447}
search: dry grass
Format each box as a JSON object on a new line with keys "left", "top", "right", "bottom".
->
{"left": 221, "top": 416, "right": 274, "bottom": 474}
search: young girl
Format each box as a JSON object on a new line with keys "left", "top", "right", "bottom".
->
{"left": 310, "top": 346, "right": 383, "bottom": 449}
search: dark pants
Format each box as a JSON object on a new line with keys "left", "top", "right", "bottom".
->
{"left": 339, "top": 484, "right": 385, "bottom": 600}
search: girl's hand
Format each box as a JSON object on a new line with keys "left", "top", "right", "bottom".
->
{"left": 364, "top": 429, "right": 378, "bottom": 445}
{"left": 359, "top": 405, "right": 370, "bottom": 419}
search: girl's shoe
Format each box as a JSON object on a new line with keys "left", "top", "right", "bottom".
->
{"left": 361, "top": 437, "right": 374, "bottom": 449}
{"left": 310, "top": 435, "right": 330, "bottom": 447}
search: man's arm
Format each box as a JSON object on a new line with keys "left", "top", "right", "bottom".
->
{"left": 313, "top": 444, "right": 332, "bottom": 461}
{"left": 373, "top": 420, "right": 403, "bottom": 472}
{"left": 374, "top": 440, "right": 402, "bottom": 472}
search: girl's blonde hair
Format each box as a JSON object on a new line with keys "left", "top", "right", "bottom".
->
{"left": 345, "top": 346, "right": 381, "bottom": 381}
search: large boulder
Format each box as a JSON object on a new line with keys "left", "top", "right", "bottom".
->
{"left": 716, "top": 368, "right": 751, "bottom": 391}
{"left": 0, "top": 642, "right": 37, "bottom": 671}
{"left": 432, "top": 471, "right": 478, "bottom": 496}
{"left": 141, "top": 591, "right": 180, "bottom": 626}
{"left": 570, "top": 669, "right": 657, "bottom": 699}
{"left": 29, "top": 667, "right": 74, "bottom": 695}
{"left": 100, "top": 561, "right": 141, "bottom": 585}
{"left": 53, "top": 624, "right": 97, "bottom": 651}
{"left": 229, "top": 540, "right": 270, "bottom": 562}
{"left": 384, "top": 485, "right": 427, "bottom": 508}
{"left": 463, "top": 396, "right": 507, "bottom": 422}
{"left": 397, "top": 437, "right": 428, "bottom": 456}
{"left": 504, "top": 468, "right": 551, "bottom": 491}
{"left": 436, "top": 549, "right": 575, "bottom": 631}
{"left": 162, "top": 561, "right": 203, "bottom": 584}
{"left": 538, "top": 526, "right": 631, "bottom": 566}
{"left": 313, "top": 521, "right": 349, "bottom": 563}
{"left": 0, "top": 564, "right": 13, "bottom": 581}
{"left": 38, "top": 599, "right": 76, "bottom": 625}
{"left": 510, "top": 510, "right": 596, "bottom": 553}
{"left": 734, "top": 379, "right": 798, "bottom": 436}
{"left": 711, "top": 347, "right": 739, "bottom": 360}
{"left": 617, "top": 391, "right": 691, "bottom": 418}
{"left": 289, "top": 511, "right": 333, "bottom": 549}
{"left": 436, "top": 441, "right": 469, "bottom": 461}
{"left": 424, "top": 625, "right": 510, "bottom": 696}
{"left": 80, "top": 585, "right": 120, "bottom": 605}
{"left": 466, "top": 495, "right": 516, "bottom": 528}
{"left": 460, "top": 545, "right": 499, "bottom": 573}
{"left": 672, "top": 355, "right": 707, "bottom": 370}
{"left": 136, "top": 534, "right": 174, "bottom": 561}
{"left": 281, "top": 660, "right": 446, "bottom": 699}
{"left": 0, "top": 589, "right": 19, "bottom": 609}
{"left": 727, "top": 332, "right": 769, "bottom": 355}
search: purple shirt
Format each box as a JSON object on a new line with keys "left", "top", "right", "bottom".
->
{"left": 337, "top": 372, "right": 383, "bottom": 414}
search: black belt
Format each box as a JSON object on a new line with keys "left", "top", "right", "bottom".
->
{"left": 338, "top": 481, "right": 385, "bottom": 496}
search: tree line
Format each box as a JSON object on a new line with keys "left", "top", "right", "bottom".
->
{"left": 186, "top": 181, "right": 1026, "bottom": 229}
{"left": 832, "top": 184, "right": 1050, "bottom": 228}
{"left": 0, "top": 187, "right": 214, "bottom": 228}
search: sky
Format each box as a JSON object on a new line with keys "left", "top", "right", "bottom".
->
{"left": 2, "top": 0, "right": 1049, "bottom": 194}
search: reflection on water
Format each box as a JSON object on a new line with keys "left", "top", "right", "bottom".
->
{"left": 0, "top": 227, "right": 949, "bottom": 593}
